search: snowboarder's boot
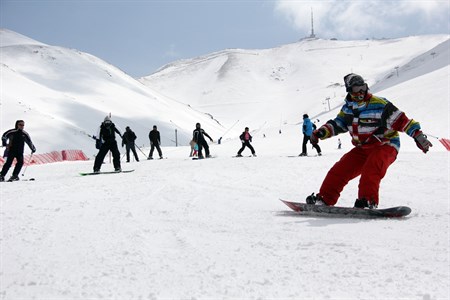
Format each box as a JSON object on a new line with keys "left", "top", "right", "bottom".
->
{"left": 354, "top": 198, "right": 377, "bottom": 209}
{"left": 306, "top": 193, "right": 326, "bottom": 205}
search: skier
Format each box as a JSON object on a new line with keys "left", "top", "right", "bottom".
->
{"left": 189, "top": 139, "right": 198, "bottom": 157}
{"left": 299, "top": 114, "right": 322, "bottom": 156}
{"left": 0, "top": 120, "right": 36, "bottom": 182}
{"left": 236, "top": 127, "right": 256, "bottom": 157}
{"left": 307, "top": 73, "right": 432, "bottom": 208}
{"left": 193, "top": 123, "right": 213, "bottom": 159}
{"left": 122, "top": 126, "right": 139, "bottom": 162}
{"left": 148, "top": 125, "right": 163, "bottom": 159}
{"left": 93, "top": 116, "right": 122, "bottom": 173}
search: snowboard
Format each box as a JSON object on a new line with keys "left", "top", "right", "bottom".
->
{"left": 232, "top": 155, "right": 254, "bottom": 158}
{"left": 280, "top": 199, "right": 411, "bottom": 219}
{"left": 79, "top": 170, "right": 135, "bottom": 176}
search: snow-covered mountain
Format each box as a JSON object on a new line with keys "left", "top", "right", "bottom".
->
{"left": 141, "top": 35, "right": 449, "bottom": 142}
{"left": 1, "top": 29, "right": 449, "bottom": 156}
{"left": 0, "top": 29, "right": 223, "bottom": 156}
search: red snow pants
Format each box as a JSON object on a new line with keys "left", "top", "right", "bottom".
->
{"left": 319, "top": 145, "right": 398, "bottom": 206}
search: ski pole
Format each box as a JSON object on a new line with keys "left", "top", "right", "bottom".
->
{"left": 21, "top": 153, "right": 34, "bottom": 177}
{"left": 424, "top": 133, "right": 440, "bottom": 140}
{"left": 134, "top": 143, "right": 148, "bottom": 157}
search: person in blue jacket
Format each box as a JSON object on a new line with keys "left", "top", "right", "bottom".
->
{"left": 300, "top": 114, "right": 322, "bottom": 156}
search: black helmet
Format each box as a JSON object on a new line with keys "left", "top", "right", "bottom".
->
{"left": 344, "top": 73, "right": 366, "bottom": 92}
{"left": 303, "top": 114, "right": 309, "bottom": 119}
{"left": 196, "top": 123, "right": 201, "bottom": 128}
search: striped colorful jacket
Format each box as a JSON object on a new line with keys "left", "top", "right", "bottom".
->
{"left": 320, "top": 93, "right": 421, "bottom": 151}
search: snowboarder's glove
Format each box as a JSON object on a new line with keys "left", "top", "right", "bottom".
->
{"left": 31, "top": 147, "right": 36, "bottom": 154}
{"left": 413, "top": 131, "right": 432, "bottom": 153}
{"left": 311, "top": 128, "right": 326, "bottom": 144}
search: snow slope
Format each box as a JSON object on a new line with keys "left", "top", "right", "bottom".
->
{"left": 0, "top": 29, "right": 223, "bottom": 156}
{"left": 1, "top": 29, "right": 449, "bottom": 298}
{"left": 1, "top": 140, "right": 449, "bottom": 298}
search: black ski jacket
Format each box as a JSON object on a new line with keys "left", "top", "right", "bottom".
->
{"left": 149, "top": 130, "right": 161, "bottom": 144}
{"left": 98, "top": 123, "right": 121, "bottom": 143}
{"left": 122, "top": 130, "right": 137, "bottom": 145}
{"left": 2, "top": 128, "right": 36, "bottom": 154}
{"left": 193, "top": 128, "right": 212, "bottom": 143}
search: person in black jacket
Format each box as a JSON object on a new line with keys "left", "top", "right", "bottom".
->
{"left": 236, "top": 127, "right": 256, "bottom": 157}
{"left": 148, "top": 125, "right": 163, "bottom": 159}
{"left": 122, "top": 126, "right": 139, "bottom": 162}
{"left": 193, "top": 123, "right": 213, "bottom": 159}
{"left": 1, "top": 120, "right": 36, "bottom": 182}
{"left": 93, "top": 116, "right": 122, "bottom": 172}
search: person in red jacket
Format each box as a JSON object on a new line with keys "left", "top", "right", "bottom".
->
{"left": 307, "top": 73, "right": 432, "bottom": 208}
{"left": 236, "top": 127, "right": 256, "bottom": 157}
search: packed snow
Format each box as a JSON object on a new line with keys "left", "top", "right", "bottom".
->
{"left": 1, "top": 29, "right": 449, "bottom": 298}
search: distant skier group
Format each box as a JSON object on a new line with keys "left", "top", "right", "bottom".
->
{"left": 0, "top": 73, "right": 434, "bottom": 211}
{"left": 91, "top": 117, "right": 167, "bottom": 173}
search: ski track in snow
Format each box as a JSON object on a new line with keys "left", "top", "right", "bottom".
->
{"left": 1, "top": 141, "right": 449, "bottom": 299}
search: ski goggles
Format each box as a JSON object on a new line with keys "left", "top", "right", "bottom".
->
{"left": 351, "top": 85, "right": 367, "bottom": 93}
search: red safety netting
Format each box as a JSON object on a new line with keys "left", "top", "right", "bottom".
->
{"left": 0, "top": 149, "right": 89, "bottom": 166}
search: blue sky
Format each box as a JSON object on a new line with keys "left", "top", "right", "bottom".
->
{"left": 1, "top": 0, "right": 449, "bottom": 78}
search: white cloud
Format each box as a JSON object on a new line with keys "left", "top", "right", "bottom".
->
{"left": 274, "top": 0, "right": 449, "bottom": 39}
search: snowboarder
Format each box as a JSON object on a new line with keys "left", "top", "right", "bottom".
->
{"left": 307, "top": 73, "right": 432, "bottom": 208}
{"left": 193, "top": 123, "right": 213, "bottom": 159}
{"left": 148, "top": 125, "right": 163, "bottom": 159}
{"left": 122, "top": 126, "right": 139, "bottom": 162}
{"left": 0, "top": 120, "right": 36, "bottom": 182}
{"left": 299, "top": 114, "right": 322, "bottom": 156}
{"left": 93, "top": 116, "right": 122, "bottom": 173}
{"left": 236, "top": 127, "right": 256, "bottom": 157}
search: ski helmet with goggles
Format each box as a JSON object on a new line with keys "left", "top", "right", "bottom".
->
{"left": 344, "top": 73, "right": 366, "bottom": 93}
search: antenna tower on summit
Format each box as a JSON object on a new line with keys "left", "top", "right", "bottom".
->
{"left": 310, "top": 7, "right": 316, "bottom": 38}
